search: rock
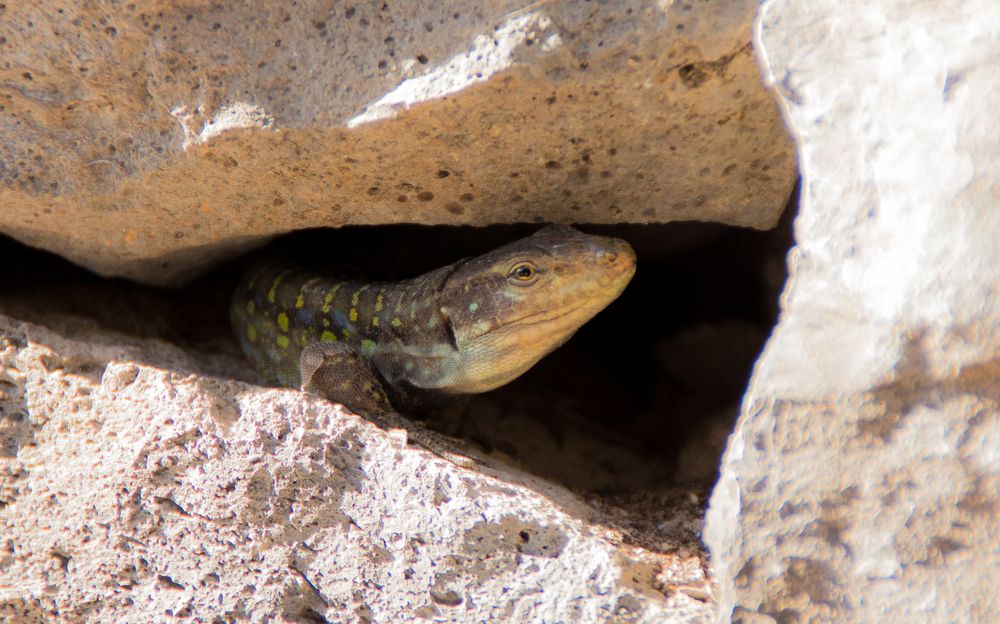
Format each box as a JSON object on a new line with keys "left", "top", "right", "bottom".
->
{"left": 706, "top": 1, "right": 1000, "bottom": 622}
{"left": 0, "top": 0, "right": 795, "bottom": 285}
{"left": 0, "top": 311, "right": 711, "bottom": 622}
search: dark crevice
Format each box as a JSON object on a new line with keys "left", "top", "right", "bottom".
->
{"left": 0, "top": 199, "right": 795, "bottom": 543}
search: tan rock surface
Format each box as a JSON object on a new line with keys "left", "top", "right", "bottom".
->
{"left": 0, "top": 0, "right": 795, "bottom": 285}
{"left": 706, "top": 1, "right": 1000, "bottom": 621}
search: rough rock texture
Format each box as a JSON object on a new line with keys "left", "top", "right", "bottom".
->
{"left": 707, "top": 1, "right": 1000, "bottom": 622}
{"left": 0, "top": 0, "right": 795, "bottom": 285}
{"left": 0, "top": 311, "right": 711, "bottom": 623}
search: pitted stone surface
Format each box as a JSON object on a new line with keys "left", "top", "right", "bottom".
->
{"left": 0, "top": 313, "right": 711, "bottom": 623}
{"left": 0, "top": 0, "right": 794, "bottom": 285}
{"left": 707, "top": 1, "right": 1000, "bottom": 622}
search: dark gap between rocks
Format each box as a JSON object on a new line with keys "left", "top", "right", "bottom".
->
{"left": 0, "top": 208, "right": 793, "bottom": 551}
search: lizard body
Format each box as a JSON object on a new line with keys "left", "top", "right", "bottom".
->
{"left": 231, "top": 225, "right": 636, "bottom": 416}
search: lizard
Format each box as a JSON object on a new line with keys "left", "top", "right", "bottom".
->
{"left": 230, "top": 225, "right": 636, "bottom": 458}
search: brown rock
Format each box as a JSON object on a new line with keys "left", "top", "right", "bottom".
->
{"left": 0, "top": 0, "right": 794, "bottom": 285}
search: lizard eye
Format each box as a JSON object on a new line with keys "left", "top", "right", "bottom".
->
{"left": 508, "top": 262, "right": 538, "bottom": 283}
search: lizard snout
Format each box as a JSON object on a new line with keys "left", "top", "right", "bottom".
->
{"left": 589, "top": 238, "right": 637, "bottom": 275}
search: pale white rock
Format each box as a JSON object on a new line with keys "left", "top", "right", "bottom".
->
{"left": 197, "top": 102, "right": 276, "bottom": 146}
{"left": 348, "top": 12, "right": 554, "bottom": 128}
{"left": 707, "top": 1, "right": 1000, "bottom": 622}
{"left": 172, "top": 102, "right": 276, "bottom": 151}
{"left": 0, "top": 313, "right": 711, "bottom": 623}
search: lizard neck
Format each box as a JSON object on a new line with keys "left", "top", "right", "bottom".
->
{"left": 357, "top": 264, "right": 468, "bottom": 394}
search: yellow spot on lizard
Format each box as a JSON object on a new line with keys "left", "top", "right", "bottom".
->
{"left": 321, "top": 330, "right": 337, "bottom": 342}
{"left": 277, "top": 312, "right": 289, "bottom": 332}
{"left": 372, "top": 316, "right": 380, "bottom": 327}
{"left": 246, "top": 300, "right": 255, "bottom": 315}
{"left": 247, "top": 324, "right": 257, "bottom": 342}
{"left": 374, "top": 292, "right": 384, "bottom": 312}
{"left": 361, "top": 339, "right": 377, "bottom": 355}
{"left": 391, "top": 317, "right": 402, "bottom": 328}
{"left": 276, "top": 334, "right": 290, "bottom": 349}
{"left": 267, "top": 271, "right": 291, "bottom": 304}
{"left": 349, "top": 289, "right": 361, "bottom": 322}
{"left": 296, "top": 277, "right": 323, "bottom": 309}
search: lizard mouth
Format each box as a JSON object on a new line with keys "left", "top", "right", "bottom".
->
{"left": 501, "top": 303, "right": 583, "bottom": 330}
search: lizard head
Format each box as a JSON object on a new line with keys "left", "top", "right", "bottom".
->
{"left": 438, "top": 225, "right": 636, "bottom": 394}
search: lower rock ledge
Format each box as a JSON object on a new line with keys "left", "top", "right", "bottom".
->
{"left": 0, "top": 313, "right": 711, "bottom": 623}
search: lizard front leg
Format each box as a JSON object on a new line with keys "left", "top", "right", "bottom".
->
{"left": 299, "top": 341, "right": 393, "bottom": 414}
{"left": 299, "top": 342, "right": 479, "bottom": 467}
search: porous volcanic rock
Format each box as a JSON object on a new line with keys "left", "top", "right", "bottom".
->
{"left": 0, "top": 0, "right": 795, "bottom": 285}
{"left": 707, "top": 1, "right": 1000, "bottom": 622}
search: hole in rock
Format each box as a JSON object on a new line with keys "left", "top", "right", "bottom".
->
{"left": 0, "top": 206, "right": 794, "bottom": 551}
